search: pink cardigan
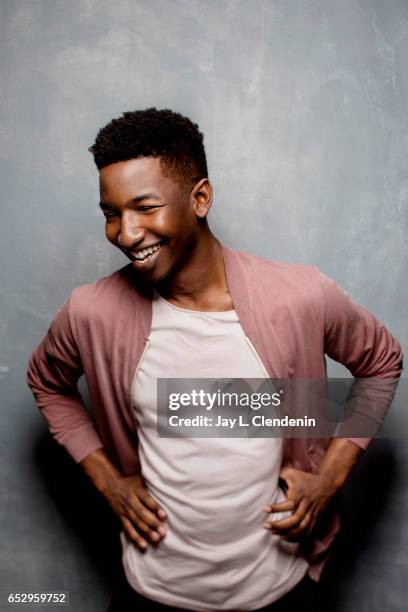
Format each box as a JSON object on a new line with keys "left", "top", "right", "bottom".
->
{"left": 27, "top": 244, "right": 403, "bottom": 580}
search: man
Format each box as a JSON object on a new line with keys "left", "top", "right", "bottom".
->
{"left": 27, "top": 108, "right": 403, "bottom": 611}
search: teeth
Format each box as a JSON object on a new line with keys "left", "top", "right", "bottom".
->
{"left": 131, "top": 242, "right": 161, "bottom": 261}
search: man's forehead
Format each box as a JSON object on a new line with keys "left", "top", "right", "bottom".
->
{"left": 99, "top": 157, "right": 173, "bottom": 196}
{"left": 100, "top": 157, "right": 163, "bottom": 184}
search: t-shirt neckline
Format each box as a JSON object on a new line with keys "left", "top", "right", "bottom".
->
{"left": 153, "top": 289, "right": 236, "bottom": 317}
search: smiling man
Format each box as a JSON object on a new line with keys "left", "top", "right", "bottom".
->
{"left": 27, "top": 108, "right": 403, "bottom": 611}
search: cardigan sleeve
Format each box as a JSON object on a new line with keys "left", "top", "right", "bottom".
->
{"left": 27, "top": 291, "right": 104, "bottom": 463}
{"left": 320, "top": 272, "right": 403, "bottom": 450}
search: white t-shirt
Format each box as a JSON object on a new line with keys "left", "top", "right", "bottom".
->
{"left": 121, "top": 292, "right": 308, "bottom": 611}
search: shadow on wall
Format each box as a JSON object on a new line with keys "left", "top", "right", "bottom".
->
{"left": 34, "top": 433, "right": 123, "bottom": 588}
{"left": 319, "top": 438, "right": 398, "bottom": 610}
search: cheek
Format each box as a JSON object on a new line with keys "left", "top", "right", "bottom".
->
{"left": 105, "top": 222, "right": 118, "bottom": 244}
{"left": 155, "top": 211, "right": 179, "bottom": 234}
{"left": 159, "top": 209, "right": 197, "bottom": 239}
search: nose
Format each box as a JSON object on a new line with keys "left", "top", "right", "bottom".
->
{"left": 117, "top": 211, "right": 145, "bottom": 249}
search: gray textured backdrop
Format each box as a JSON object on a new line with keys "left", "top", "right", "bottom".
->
{"left": 1, "top": 0, "right": 407, "bottom": 610}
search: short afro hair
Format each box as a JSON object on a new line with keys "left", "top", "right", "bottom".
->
{"left": 89, "top": 107, "right": 208, "bottom": 190}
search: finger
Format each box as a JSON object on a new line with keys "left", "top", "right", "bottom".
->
{"left": 124, "top": 503, "right": 167, "bottom": 541}
{"left": 122, "top": 516, "right": 148, "bottom": 551}
{"left": 126, "top": 496, "right": 166, "bottom": 534}
{"left": 264, "top": 481, "right": 303, "bottom": 514}
{"left": 138, "top": 488, "right": 167, "bottom": 520}
{"left": 131, "top": 514, "right": 164, "bottom": 544}
{"left": 265, "top": 498, "right": 310, "bottom": 533}
{"left": 264, "top": 500, "right": 295, "bottom": 513}
{"left": 282, "top": 511, "right": 313, "bottom": 541}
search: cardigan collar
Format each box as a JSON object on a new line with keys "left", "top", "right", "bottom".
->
{"left": 132, "top": 242, "right": 255, "bottom": 344}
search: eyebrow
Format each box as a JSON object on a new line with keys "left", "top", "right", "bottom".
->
{"left": 99, "top": 193, "right": 160, "bottom": 209}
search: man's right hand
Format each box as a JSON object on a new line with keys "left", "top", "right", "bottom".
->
{"left": 80, "top": 448, "right": 166, "bottom": 551}
{"left": 103, "top": 473, "right": 167, "bottom": 551}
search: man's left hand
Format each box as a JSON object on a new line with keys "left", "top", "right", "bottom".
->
{"left": 262, "top": 466, "right": 338, "bottom": 542}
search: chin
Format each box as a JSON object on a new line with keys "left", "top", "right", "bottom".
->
{"left": 130, "top": 262, "right": 164, "bottom": 285}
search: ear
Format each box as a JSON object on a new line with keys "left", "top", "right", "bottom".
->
{"left": 191, "top": 178, "right": 213, "bottom": 219}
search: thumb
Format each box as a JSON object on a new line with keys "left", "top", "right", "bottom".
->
{"left": 279, "top": 465, "right": 295, "bottom": 484}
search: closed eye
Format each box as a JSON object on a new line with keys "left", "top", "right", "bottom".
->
{"left": 138, "top": 205, "right": 162, "bottom": 211}
{"left": 102, "top": 207, "right": 158, "bottom": 216}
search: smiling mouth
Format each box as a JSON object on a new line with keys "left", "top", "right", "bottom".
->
{"left": 129, "top": 241, "right": 163, "bottom": 262}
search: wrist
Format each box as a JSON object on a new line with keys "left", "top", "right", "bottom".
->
{"left": 97, "top": 467, "right": 123, "bottom": 498}
{"left": 315, "top": 463, "right": 348, "bottom": 493}
{"left": 80, "top": 448, "right": 123, "bottom": 496}
{"left": 315, "top": 438, "right": 363, "bottom": 492}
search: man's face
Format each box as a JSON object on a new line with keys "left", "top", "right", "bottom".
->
{"left": 99, "top": 157, "right": 201, "bottom": 284}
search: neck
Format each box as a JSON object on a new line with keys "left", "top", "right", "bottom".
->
{"left": 157, "top": 229, "right": 232, "bottom": 311}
